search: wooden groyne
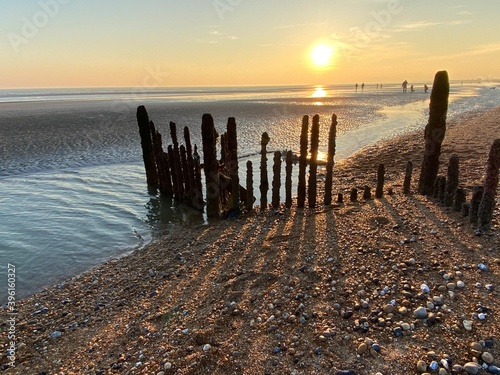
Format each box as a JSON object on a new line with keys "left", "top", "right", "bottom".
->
{"left": 136, "top": 74, "right": 498, "bottom": 228}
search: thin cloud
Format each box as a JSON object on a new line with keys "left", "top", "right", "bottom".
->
{"left": 393, "top": 20, "right": 441, "bottom": 32}
{"left": 274, "top": 22, "right": 326, "bottom": 30}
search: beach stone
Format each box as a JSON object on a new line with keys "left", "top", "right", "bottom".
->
{"left": 357, "top": 343, "right": 368, "bottom": 355}
{"left": 482, "top": 351, "right": 494, "bottom": 364}
{"left": 50, "top": 331, "right": 62, "bottom": 339}
{"left": 470, "top": 342, "right": 483, "bottom": 352}
{"left": 202, "top": 344, "right": 212, "bottom": 352}
{"left": 414, "top": 307, "right": 428, "bottom": 319}
{"left": 401, "top": 322, "right": 411, "bottom": 331}
{"left": 336, "top": 371, "right": 356, "bottom": 375}
{"left": 463, "top": 320, "right": 473, "bottom": 331}
{"left": 463, "top": 362, "right": 481, "bottom": 374}
{"left": 416, "top": 360, "right": 427, "bottom": 373}
{"left": 438, "top": 368, "right": 448, "bottom": 375}
{"left": 384, "top": 304, "right": 395, "bottom": 314}
{"left": 157, "top": 372, "right": 165, "bottom": 375}
{"left": 488, "top": 365, "right": 500, "bottom": 374}
{"left": 164, "top": 362, "right": 172, "bottom": 370}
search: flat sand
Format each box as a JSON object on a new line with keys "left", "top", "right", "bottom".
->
{"left": 2, "top": 107, "right": 499, "bottom": 375}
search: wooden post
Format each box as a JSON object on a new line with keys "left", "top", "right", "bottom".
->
{"left": 193, "top": 145, "right": 204, "bottom": 211}
{"left": 202, "top": 114, "right": 220, "bottom": 218}
{"left": 444, "top": 154, "right": 459, "bottom": 207}
{"left": 227, "top": 117, "right": 240, "bottom": 212}
{"left": 324, "top": 114, "right": 337, "bottom": 205}
{"left": 375, "top": 163, "right": 385, "bottom": 198}
{"left": 246, "top": 160, "right": 253, "bottom": 212}
{"left": 260, "top": 132, "right": 270, "bottom": 210}
{"left": 152, "top": 128, "right": 172, "bottom": 196}
{"left": 478, "top": 139, "right": 500, "bottom": 229}
{"left": 272, "top": 151, "right": 282, "bottom": 209}
{"left": 432, "top": 176, "right": 442, "bottom": 198}
{"left": 469, "top": 185, "right": 483, "bottom": 224}
{"left": 285, "top": 150, "right": 293, "bottom": 209}
{"left": 308, "top": 114, "right": 320, "bottom": 208}
{"left": 453, "top": 187, "right": 466, "bottom": 212}
{"left": 403, "top": 161, "right": 413, "bottom": 195}
{"left": 297, "top": 115, "right": 309, "bottom": 208}
{"left": 136, "top": 106, "right": 158, "bottom": 188}
{"left": 462, "top": 202, "right": 470, "bottom": 217}
{"left": 180, "top": 145, "right": 190, "bottom": 201}
{"left": 363, "top": 185, "right": 371, "bottom": 200}
{"left": 337, "top": 192, "right": 343, "bottom": 204}
{"left": 184, "top": 126, "right": 196, "bottom": 201}
{"left": 350, "top": 188, "right": 358, "bottom": 202}
{"left": 167, "top": 145, "right": 179, "bottom": 197}
{"left": 418, "top": 71, "right": 450, "bottom": 195}
{"left": 170, "top": 122, "right": 184, "bottom": 198}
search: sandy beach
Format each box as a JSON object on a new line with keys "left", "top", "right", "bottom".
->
{"left": 1, "top": 106, "right": 499, "bottom": 374}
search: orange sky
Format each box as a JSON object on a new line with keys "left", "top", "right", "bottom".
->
{"left": 1, "top": 0, "right": 500, "bottom": 88}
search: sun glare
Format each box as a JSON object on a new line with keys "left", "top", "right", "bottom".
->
{"left": 311, "top": 44, "right": 334, "bottom": 67}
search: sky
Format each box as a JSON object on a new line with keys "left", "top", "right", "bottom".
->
{"left": 1, "top": 0, "right": 499, "bottom": 88}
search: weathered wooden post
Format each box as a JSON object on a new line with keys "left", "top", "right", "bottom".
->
{"left": 376, "top": 164, "right": 385, "bottom": 198}
{"left": 403, "top": 161, "right": 413, "bottom": 195}
{"left": 285, "top": 150, "right": 293, "bottom": 209}
{"left": 246, "top": 160, "right": 253, "bottom": 212}
{"left": 453, "top": 187, "right": 466, "bottom": 212}
{"left": 202, "top": 114, "right": 220, "bottom": 218}
{"left": 170, "top": 122, "right": 184, "bottom": 198}
{"left": 167, "top": 145, "right": 179, "bottom": 197}
{"left": 418, "top": 71, "right": 450, "bottom": 195}
{"left": 308, "top": 114, "right": 320, "bottom": 208}
{"left": 180, "top": 145, "right": 190, "bottom": 200}
{"left": 193, "top": 145, "right": 204, "bottom": 211}
{"left": 260, "top": 132, "right": 270, "bottom": 210}
{"left": 151, "top": 128, "right": 163, "bottom": 190}
{"left": 324, "top": 114, "right": 337, "bottom": 205}
{"left": 462, "top": 202, "right": 470, "bottom": 217}
{"left": 363, "top": 185, "right": 371, "bottom": 200}
{"left": 432, "top": 177, "right": 441, "bottom": 198}
{"left": 350, "top": 188, "right": 358, "bottom": 202}
{"left": 184, "top": 127, "right": 196, "bottom": 201}
{"left": 478, "top": 139, "right": 500, "bottom": 229}
{"left": 297, "top": 115, "right": 309, "bottom": 208}
{"left": 469, "top": 185, "right": 484, "bottom": 224}
{"left": 137, "top": 106, "right": 158, "bottom": 188}
{"left": 444, "top": 154, "right": 459, "bottom": 207}
{"left": 152, "top": 129, "right": 172, "bottom": 196}
{"left": 272, "top": 151, "right": 282, "bottom": 209}
{"left": 227, "top": 117, "right": 240, "bottom": 213}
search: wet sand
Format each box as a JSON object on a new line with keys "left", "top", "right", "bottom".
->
{"left": 1, "top": 107, "right": 499, "bottom": 374}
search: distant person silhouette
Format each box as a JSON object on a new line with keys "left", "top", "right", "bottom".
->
{"left": 410, "top": 84, "right": 414, "bottom": 93}
{"left": 424, "top": 84, "right": 429, "bottom": 93}
{"left": 361, "top": 83, "right": 365, "bottom": 91}
{"left": 402, "top": 80, "right": 408, "bottom": 93}
{"left": 355, "top": 83, "right": 358, "bottom": 91}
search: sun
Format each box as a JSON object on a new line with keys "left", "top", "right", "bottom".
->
{"left": 311, "top": 44, "right": 334, "bottom": 67}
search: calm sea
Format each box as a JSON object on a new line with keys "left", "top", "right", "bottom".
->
{"left": 0, "top": 83, "right": 498, "bottom": 303}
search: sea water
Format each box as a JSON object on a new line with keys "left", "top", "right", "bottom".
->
{"left": 0, "top": 83, "right": 498, "bottom": 303}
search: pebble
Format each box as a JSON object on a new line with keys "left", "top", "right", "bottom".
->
{"left": 438, "top": 369, "right": 448, "bottom": 375}
{"left": 478, "top": 263, "right": 489, "bottom": 271}
{"left": 420, "top": 284, "right": 430, "bottom": 293}
{"left": 429, "top": 361, "right": 439, "bottom": 371}
{"left": 401, "top": 322, "right": 411, "bottom": 331}
{"left": 202, "top": 344, "right": 212, "bottom": 352}
{"left": 357, "top": 343, "right": 368, "bottom": 355}
{"left": 336, "top": 371, "right": 356, "bottom": 375}
{"left": 488, "top": 365, "right": 500, "bottom": 374}
{"left": 482, "top": 351, "right": 494, "bottom": 364}
{"left": 457, "top": 280, "right": 465, "bottom": 288}
{"left": 463, "top": 362, "right": 481, "bottom": 374}
{"left": 164, "top": 362, "right": 172, "bottom": 370}
{"left": 50, "top": 331, "right": 62, "bottom": 339}
{"left": 463, "top": 320, "right": 473, "bottom": 331}
{"left": 413, "top": 307, "right": 428, "bottom": 319}
{"left": 416, "top": 360, "right": 427, "bottom": 373}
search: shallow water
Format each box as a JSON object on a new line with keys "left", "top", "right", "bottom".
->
{"left": 0, "top": 84, "right": 497, "bottom": 303}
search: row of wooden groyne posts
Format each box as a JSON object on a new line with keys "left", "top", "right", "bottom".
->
{"left": 136, "top": 70, "right": 499, "bottom": 229}
{"left": 136, "top": 105, "right": 343, "bottom": 218}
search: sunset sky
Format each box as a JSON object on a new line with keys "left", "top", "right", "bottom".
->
{"left": 1, "top": 0, "right": 499, "bottom": 88}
